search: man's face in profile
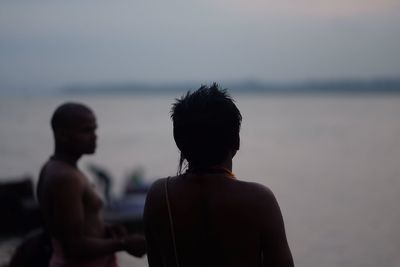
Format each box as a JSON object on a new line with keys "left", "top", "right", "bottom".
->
{"left": 66, "top": 110, "right": 98, "bottom": 155}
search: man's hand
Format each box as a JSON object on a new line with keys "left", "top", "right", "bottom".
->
{"left": 105, "top": 224, "right": 127, "bottom": 239}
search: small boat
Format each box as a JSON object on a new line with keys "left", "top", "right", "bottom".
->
{"left": 0, "top": 176, "right": 41, "bottom": 237}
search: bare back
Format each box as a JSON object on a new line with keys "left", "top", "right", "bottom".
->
{"left": 144, "top": 174, "right": 294, "bottom": 267}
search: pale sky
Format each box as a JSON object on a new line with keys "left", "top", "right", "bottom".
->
{"left": 0, "top": 0, "right": 399, "bottom": 91}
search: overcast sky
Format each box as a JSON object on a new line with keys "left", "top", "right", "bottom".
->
{"left": 1, "top": 0, "right": 399, "bottom": 91}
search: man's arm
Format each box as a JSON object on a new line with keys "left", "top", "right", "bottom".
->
{"left": 50, "top": 171, "right": 144, "bottom": 259}
{"left": 258, "top": 186, "right": 294, "bottom": 267}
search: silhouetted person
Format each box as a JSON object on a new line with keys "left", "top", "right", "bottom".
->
{"left": 144, "top": 84, "right": 294, "bottom": 267}
{"left": 9, "top": 229, "right": 52, "bottom": 267}
{"left": 37, "top": 102, "right": 146, "bottom": 267}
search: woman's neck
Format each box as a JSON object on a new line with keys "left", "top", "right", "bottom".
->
{"left": 187, "top": 157, "right": 234, "bottom": 176}
{"left": 190, "top": 158, "right": 231, "bottom": 171}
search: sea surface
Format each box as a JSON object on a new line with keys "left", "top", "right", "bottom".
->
{"left": 1, "top": 93, "right": 400, "bottom": 267}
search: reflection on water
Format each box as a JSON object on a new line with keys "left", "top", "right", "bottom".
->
{"left": 1, "top": 94, "right": 400, "bottom": 267}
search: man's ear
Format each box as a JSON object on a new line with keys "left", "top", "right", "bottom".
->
{"left": 55, "top": 130, "right": 69, "bottom": 143}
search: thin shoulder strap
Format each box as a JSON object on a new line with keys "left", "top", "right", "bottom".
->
{"left": 165, "top": 177, "right": 180, "bottom": 267}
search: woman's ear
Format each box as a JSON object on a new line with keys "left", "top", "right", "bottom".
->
{"left": 230, "top": 135, "right": 240, "bottom": 159}
{"left": 234, "top": 135, "right": 240, "bottom": 151}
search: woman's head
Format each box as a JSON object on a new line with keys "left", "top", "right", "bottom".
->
{"left": 171, "top": 83, "right": 242, "bottom": 173}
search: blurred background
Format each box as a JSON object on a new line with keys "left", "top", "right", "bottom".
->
{"left": 1, "top": 0, "right": 400, "bottom": 266}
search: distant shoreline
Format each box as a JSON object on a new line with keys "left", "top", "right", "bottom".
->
{"left": 60, "top": 78, "right": 400, "bottom": 95}
{"left": 1, "top": 78, "right": 400, "bottom": 96}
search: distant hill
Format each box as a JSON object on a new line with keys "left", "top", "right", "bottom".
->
{"left": 61, "top": 78, "right": 400, "bottom": 95}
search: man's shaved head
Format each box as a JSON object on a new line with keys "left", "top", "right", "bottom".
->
{"left": 51, "top": 102, "right": 94, "bottom": 133}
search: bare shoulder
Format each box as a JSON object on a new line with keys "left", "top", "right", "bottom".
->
{"left": 46, "top": 161, "right": 81, "bottom": 179}
{"left": 145, "top": 177, "right": 171, "bottom": 205}
{"left": 145, "top": 175, "right": 185, "bottom": 212}
{"left": 234, "top": 179, "right": 276, "bottom": 199}
{"left": 148, "top": 177, "right": 168, "bottom": 190}
{"left": 39, "top": 161, "right": 86, "bottom": 196}
{"left": 143, "top": 177, "right": 171, "bottom": 225}
{"left": 229, "top": 179, "right": 281, "bottom": 216}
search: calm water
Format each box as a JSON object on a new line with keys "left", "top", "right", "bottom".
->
{"left": 1, "top": 93, "right": 400, "bottom": 267}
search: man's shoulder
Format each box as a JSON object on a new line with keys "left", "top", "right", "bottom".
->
{"left": 40, "top": 160, "right": 84, "bottom": 187}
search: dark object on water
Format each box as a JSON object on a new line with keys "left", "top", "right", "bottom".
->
{"left": 104, "top": 194, "right": 147, "bottom": 233}
{"left": 87, "top": 164, "right": 112, "bottom": 204}
{"left": 86, "top": 163, "right": 151, "bottom": 233}
{"left": 124, "top": 166, "right": 150, "bottom": 195}
{"left": 0, "top": 177, "right": 42, "bottom": 236}
{"left": 8, "top": 229, "right": 52, "bottom": 267}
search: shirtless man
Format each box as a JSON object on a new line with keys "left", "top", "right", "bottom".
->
{"left": 144, "top": 84, "right": 294, "bottom": 267}
{"left": 37, "top": 102, "right": 145, "bottom": 266}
